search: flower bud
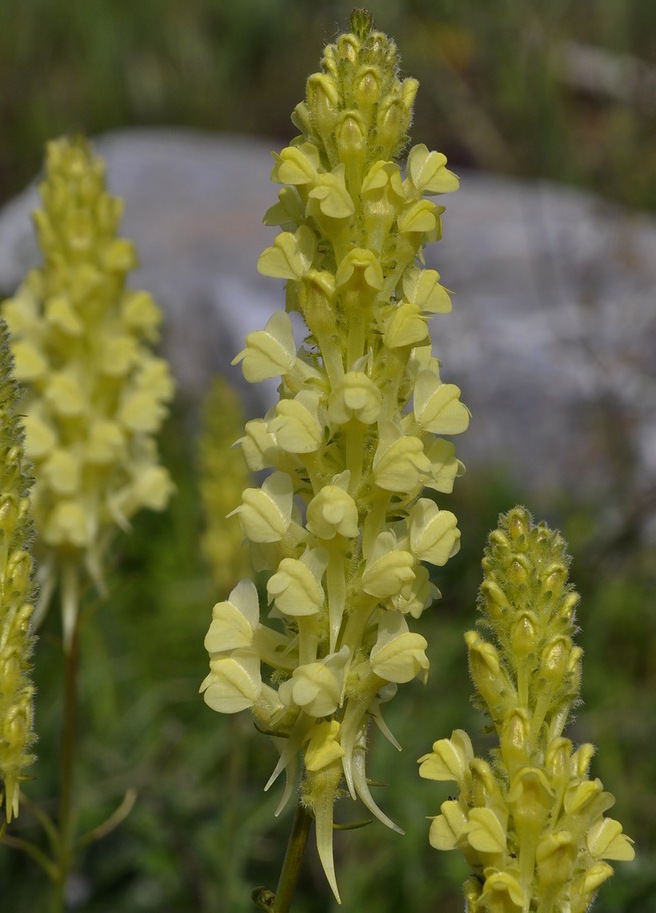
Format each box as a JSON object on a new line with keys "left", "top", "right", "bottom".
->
{"left": 511, "top": 612, "right": 538, "bottom": 658}
{"left": 336, "top": 112, "right": 366, "bottom": 171}
{"left": 540, "top": 636, "right": 570, "bottom": 685}
{"left": 500, "top": 708, "right": 531, "bottom": 773}
{"left": 307, "top": 73, "right": 339, "bottom": 136}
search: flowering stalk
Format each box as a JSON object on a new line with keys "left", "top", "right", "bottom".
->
{"left": 198, "top": 376, "right": 253, "bottom": 593}
{"left": 419, "top": 507, "right": 634, "bottom": 913}
{"left": 0, "top": 320, "right": 36, "bottom": 826}
{"left": 201, "top": 10, "right": 468, "bottom": 905}
{"left": 1, "top": 136, "right": 174, "bottom": 908}
{"left": 2, "top": 135, "right": 174, "bottom": 646}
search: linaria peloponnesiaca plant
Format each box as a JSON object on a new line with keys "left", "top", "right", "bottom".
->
{"left": 198, "top": 376, "right": 253, "bottom": 594}
{"left": 2, "top": 135, "right": 174, "bottom": 649}
{"left": 419, "top": 507, "right": 634, "bottom": 913}
{"left": 200, "top": 10, "right": 468, "bottom": 907}
{"left": 1, "top": 135, "right": 173, "bottom": 909}
{"left": 0, "top": 320, "right": 36, "bottom": 826}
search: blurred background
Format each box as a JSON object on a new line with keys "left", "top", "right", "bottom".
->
{"left": 1, "top": 1, "right": 655, "bottom": 911}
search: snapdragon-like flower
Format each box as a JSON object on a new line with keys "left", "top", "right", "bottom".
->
{"left": 0, "top": 320, "right": 36, "bottom": 822}
{"left": 201, "top": 11, "right": 467, "bottom": 901}
{"left": 1, "top": 136, "right": 174, "bottom": 646}
{"left": 419, "top": 508, "right": 634, "bottom": 913}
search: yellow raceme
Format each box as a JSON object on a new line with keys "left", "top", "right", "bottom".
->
{"left": 198, "top": 376, "right": 253, "bottom": 594}
{"left": 1, "top": 136, "right": 174, "bottom": 644}
{"left": 0, "top": 320, "right": 36, "bottom": 823}
{"left": 201, "top": 12, "right": 467, "bottom": 901}
{"left": 419, "top": 508, "right": 634, "bottom": 913}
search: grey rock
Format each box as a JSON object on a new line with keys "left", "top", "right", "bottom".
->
{"left": 1, "top": 127, "right": 654, "bottom": 517}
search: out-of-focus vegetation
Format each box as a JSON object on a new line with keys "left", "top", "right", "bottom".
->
{"left": 0, "top": 413, "right": 652, "bottom": 911}
{"left": 1, "top": 0, "right": 656, "bottom": 209}
{"left": 1, "top": 1, "right": 655, "bottom": 911}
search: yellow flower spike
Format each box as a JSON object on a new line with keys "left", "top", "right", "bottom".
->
{"left": 1, "top": 136, "right": 173, "bottom": 642}
{"left": 203, "top": 11, "right": 466, "bottom": 901}
{"left": 420, "top": 508, "right": 634, "bottom": 910}
{"left": 0, "top": 321, "right": 36, "bottom": 823}
{"left": 198, "top": 376, "right": 253, "bottom": 594}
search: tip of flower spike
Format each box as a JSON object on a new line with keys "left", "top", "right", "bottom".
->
{"left": 349, "top": 8, "right": 375, "bottom": 39}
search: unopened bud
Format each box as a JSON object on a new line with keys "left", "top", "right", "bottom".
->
{"left": 541, "top": 636, "right": 570, "bottom": 685}
{"left": 307, "top": 74, "right": 339, "bottom": 136}
{"left": 500, "top": 708, "right": 531, "bottom": 773}
{"left": 511, "top": 612, "right": 538, "bottom": 657}
{"left": 355, "top": 65, "right": 381, "bottom": 110}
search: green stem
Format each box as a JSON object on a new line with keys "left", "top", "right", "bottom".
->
{"left": 252, "top": 801, "right": 313, "bottom": 913}
{"left": 53, "top": 591, "right": 81, "bottom": 913}
{"left": 273, "top": 802, "right": 313, "bottom": 913}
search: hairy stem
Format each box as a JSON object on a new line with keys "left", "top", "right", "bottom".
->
{"left": 252, "top": 801, "right": 313, "bottom": 913}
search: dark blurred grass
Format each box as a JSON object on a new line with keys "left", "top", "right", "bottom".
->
{"left": 1, "top": 0, "right": 656, "bottom": 208}
{"left": 1, "top": 1, "right": 655, "bottom": 910}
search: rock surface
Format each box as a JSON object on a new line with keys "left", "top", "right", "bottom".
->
{"left": 1, "top": 128, "right": 654, "bottom": 512}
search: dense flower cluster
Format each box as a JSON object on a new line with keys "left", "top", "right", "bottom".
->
{"left": 419, "top": 507, "right": 634, "bottom": 913}
{"left": 201, "top": 12, "right": 468, "bottom": 901}
{"left": 198, "top": 376, "right": 253, "bottom": 594}
{"left": 0, "top": 320, "right": 36, "bottom": 823}
{"left": 1, "top": 136, "right": 174, "bottom": 646}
